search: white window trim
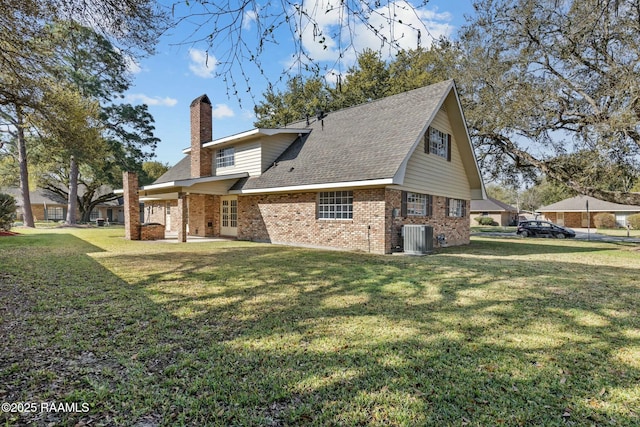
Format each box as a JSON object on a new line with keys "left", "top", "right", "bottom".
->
{"left": 447, "top": 198, "right": 466, "bottom": 218}
{"left": 317, "top": 191, "right": 353, "bottom": 220}
{"left": 216, "top": 147, "right": 235, "bottom": 168}
{"left": 430, "top": 128, "right": 448, "bottom": 159}
{"left": 406, "top": 192, "right": 432, "bottom": 216}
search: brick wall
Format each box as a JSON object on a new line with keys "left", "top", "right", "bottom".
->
{"left": 385, "top": 189, "right": 470, "bottom": 252}
{"left": 140, "top": 223, "right": 165, "bottom": 240}
{"left": 188, "top": 194, "right": 216, "bottom": 236}
{"left": 237, "top": 188, "right": 470, "bottom": 254}
{"left": 238, "top": 189, "right": 388, "bottom": 253}
{"left": 544, "top": 211, "right": 612, "bottom": 228}
{"left": 144, "top": 197, "right": 220, "bottom": 236}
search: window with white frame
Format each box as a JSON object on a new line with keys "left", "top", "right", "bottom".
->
{"left": 46, "top": 206, "right": 64, "bottom": 220}
{"left": 406, "top": 192, "right": 432, "bottom": 216}
{"left": 447, "top": 198, "right": 466, "bottom": 217}
{"left": 216, "top": 147, "right": 235, "bottom": 168}
{"left": 90, "top": 210, "right": 100, "bottom": 220}
{"left": 318, "top": 191, "right": 353, "bottom": 219}
{"left": 425, "top": 127, "right": 450, "bottom": 160}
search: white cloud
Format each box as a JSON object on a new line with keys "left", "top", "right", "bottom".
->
{"left": 124, "top": 54, "right": 142, "bottom": 74}
{"left": 189, "top": 48, "right": 217, "bottom": 78}
{"left": 243, "top": 10, "right": 258, "bottom": 30}
{"left": 126, "top": 94, "right": 178, "bottom": 107}
{"left": 293, "top": 1, "right": 453, "bottom": 65}
{"left": 212, "top": 104, "right": 235, "bottom": 119}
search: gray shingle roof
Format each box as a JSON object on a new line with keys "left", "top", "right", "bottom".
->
{"left": 156, "top": 80, "right": 461, "bottom": 191}
{"left": 539, "top": 195, "right": 640, "bottom": 212}
{"left": 154, "top": 156, "right": 191, "bottom": 184}
{"left": 236, "top": 80, "right": 454, "bottom": 190}
{"left": 471, "top": 197, "right": 517, "bottom": 212}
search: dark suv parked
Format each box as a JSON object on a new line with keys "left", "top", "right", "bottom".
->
{"left": 517, "top": 220, "right": 576, "bottom": 238}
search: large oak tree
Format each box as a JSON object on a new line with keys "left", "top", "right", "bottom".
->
{"left": 455, "top": 0, "right": 640, "bottom": 205}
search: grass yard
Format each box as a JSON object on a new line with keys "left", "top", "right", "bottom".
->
{"left": 595, "top": 228, "right": 640, "bottom": 238}
{"left": 1, "top": 228, "right": 639, "bottom": 426}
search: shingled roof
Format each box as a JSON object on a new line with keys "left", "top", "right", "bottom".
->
{"left": 153, "top": 79, "right": 482, "bottom": 194}
{"left": 539, "top": 195, "right": 640, "bottom": 212}
{"left": 153, "top": 155, "right": 191, "bottom": 184}
{"left": 232, "top": 80, "right": 455, "bottom": 191}
{"left": 471, "top": 197, "right": 518, "bottom": 212}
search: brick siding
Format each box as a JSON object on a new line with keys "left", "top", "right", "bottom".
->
{"left": 237, "top": 188, "right": 469, "bottom": 254}
{"left": 386, "top": 189, "right": 470, "bottom": 252}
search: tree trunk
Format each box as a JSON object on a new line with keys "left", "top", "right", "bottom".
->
{"left": 16, "top": 106, "right": 35, "bottom": 227}
{"left": 66, "top": 155, "right": 78, "bottom": 225}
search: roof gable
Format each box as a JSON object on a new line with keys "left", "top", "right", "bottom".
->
{"left": 539, "top": 195, "right": 640, "bottom": 212}
{"left": 237, "top": 80, "right": 483, "bottom": 192}
{"left": 155, "top": 80, "right": 485, "bottom": 197}
{"left": 471, "top": 197, "right": 517, "bottom": 212}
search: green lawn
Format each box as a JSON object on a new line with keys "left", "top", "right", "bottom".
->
{"left": 595, "top": 228, "right": 640, "bottom": 238}
{"left": 1, "top": 227, "right": 639, "bottom": 426}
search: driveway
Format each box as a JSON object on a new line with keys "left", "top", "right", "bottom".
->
{"left": 472, "top": 228, "right": 640, "bottom": 243}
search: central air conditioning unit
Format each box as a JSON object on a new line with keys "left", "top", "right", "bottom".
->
{"left": 403, "top": 225, "right": 434, "bottom": 255}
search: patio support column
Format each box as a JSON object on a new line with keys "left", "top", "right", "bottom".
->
{"left": 122, "top": 171, "right": 140, "bottom": 240}
{"left": 177, "top": 192, "right": 187, "bottom": 243}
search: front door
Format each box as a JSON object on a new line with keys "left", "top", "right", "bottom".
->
{"left": 220, "top": 195, "right": 238, "bottom": 236}
{"left": 556, "top": 212, "right": 564, "bottom": 226}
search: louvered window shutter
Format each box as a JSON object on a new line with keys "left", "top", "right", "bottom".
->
{"left": 424, "top": 127, "right": 431, "bottom": 153}
{"left": 446, "top": 133, "right": 452, "bottom": 161}
{"left": 401, "top": 191, "right": 408, "bottom": 217}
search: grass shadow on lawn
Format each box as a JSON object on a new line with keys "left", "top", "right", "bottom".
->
{"left": 1, "top": 231, "right": 639, "bottom": 426}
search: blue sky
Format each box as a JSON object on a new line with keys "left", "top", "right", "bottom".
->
{"left": 125, "top": 1, "right": 476, "bottom": 165}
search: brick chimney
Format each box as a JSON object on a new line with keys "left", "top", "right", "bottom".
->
{"left": 190, "top": 94, "right": 213, "bottom": 178}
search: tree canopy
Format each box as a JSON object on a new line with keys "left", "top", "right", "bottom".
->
{"left": 455, "top": 0, "right": 640, "bottom": 205}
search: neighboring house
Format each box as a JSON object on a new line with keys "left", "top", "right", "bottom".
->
{"left": 3, "top": 187, "right": 123, "bottom": 223}
{"left": 538, "top": 195, "right": 640, "bottom": 228}
{"left": 124, "top": 80, "right": 486, "bottom": 254}
{"left": 470, "top": 197, "right": 518, "bottom": 226}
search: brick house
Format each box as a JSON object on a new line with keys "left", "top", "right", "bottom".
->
{"left": 470, "top": 197, "right": 519, "bottom": 226}
{"left": 539, "top": 195, "right": 640, "bottom": 228}
{"left": 4, "top": 187, "right": 122, "bottom": 223}
{"left": 123, "top": 80, "right": 486, "bottom": 253}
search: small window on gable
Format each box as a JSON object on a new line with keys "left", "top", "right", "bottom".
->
{"left": 216, "top": 147, "right": 235, "bottom": 168}
{"left": 424, "top": 127, "right": 451, "bottom": 161}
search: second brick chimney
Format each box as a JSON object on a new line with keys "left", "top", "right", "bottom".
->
{"left": 190, "top": 94, "right": 213, "bottom": 178}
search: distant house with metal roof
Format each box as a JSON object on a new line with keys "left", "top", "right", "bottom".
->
{"left": 470, "top": 197, "right": 518, "bottom": 226}
{"left": 538, "top": 195, "right": 640, "bottom": 228}
{"left": 123, "top": 80, "right": 486, "bottom": 253}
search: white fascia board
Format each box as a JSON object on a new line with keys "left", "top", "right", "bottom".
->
{"left": 182, "top": 128, "right": 312, "bottom": 153}
{"left": 174, "top": 172, "right": 248, "bottom": 187}
{"left": 140, "top": 192, "right": 180, "bottom": 201}
{"left": 139, "top": 181, "right": 180, "bottom": 191}
{"left": 230, "top": 178, "right": 395, "bottom": 194}
{"left": 140, "top": 173, "right": 249, "bottom": 192}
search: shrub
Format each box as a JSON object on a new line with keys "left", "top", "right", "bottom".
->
{"left": 627, "top": 213, "right": 640, "bottom": 229}
{"left": 475, "top": 216, "right": 497, "bottom": 226}
{"left": 0, "top": 193, "right": 17, "bottom": 231}
{"left": 593, "top": 212, "right": 616, "bottom": 229}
